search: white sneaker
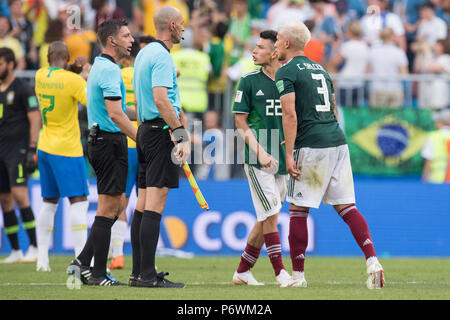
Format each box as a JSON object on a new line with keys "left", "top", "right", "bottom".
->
{"left": 1, "top": 250, "right": 23, "bottom": 263}
{"left": 36, "top": 261, "right": 51, "bottom": 272}
{"left": 276, "top": 269, "right": 294, "bottom": 287}
{"left": 366, "top": 257, "right": 384, "bottom": 289}
{"left": 291, "top": 271, "right": 308, "bottom": 287}
{"left": 232, "top": 270, "right": 264, "bottom": 286}
{"left": 21, "top": 245, "right": 38, "bottom": 263}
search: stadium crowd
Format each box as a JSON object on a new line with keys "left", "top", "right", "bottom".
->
{"left": 0, "top": 0, "right": 448, "bottom": 108}
{"left": 0, "top": 0, "right": 448, "bottom": 180}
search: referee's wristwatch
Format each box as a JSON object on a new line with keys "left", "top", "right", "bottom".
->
{"left": 171, "top": 126, "right": 189, "bottom": 144}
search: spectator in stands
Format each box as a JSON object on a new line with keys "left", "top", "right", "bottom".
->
{"left": 92, "top": 0, "right": 126, "bottom": 31}
{"left": 270, "top": 0, "right": 313, "bottom": 31}
{"left": 361, "top": 0, "right": 407, "bottom": 51}
{"left": 204, "top": 20, "right": 232, "bottom": 113}
{"left": 347, "top": 0, "right": 367, "bottom": 19}
{"left": 8, "top": 0, "right": 38, "bottom": 69}
{"left": 42, "top": 0, "right": 96, "bottom": 31}
{"left": 266, "top": 0, "right": 288, "bottom": 26}
{"left": 38, "top": 19, "right": 64, "bottom": 68}
{"left": 434, "top": 0, "right": 450, "bottom": 25}
{"left": 194, "top": 110, "right": 231, "bottom": 180}
{"left": 415, "top": 2, "right": 448, "bottom": 46}
{"left": 367, "top": 27, "right": 409, "bottom": 108}
{"left": 0, "top": 14, "right": 24, "bottom": 70}
{"left": 228, "top": 0, "right": 251, "bottom": 66}
{"left": 140, "top": 0, "right": 189, "bottom": 37}
{"left": 172, "top": 27, "right": 212, "bottom": 124}
{"left": 22, "top": 0, "right": 50, "bottom": 53}
{"left": 414, "top": 39, "right": 450, "bottom": 109}
{"left": 64, "top": 14, "right": 99, "bottom": 64}
{"left": 317, "top": 0, "right": 352, "bottom": 63}
{"left": 330, "top": 20, "right": 369, "bottom": 107}
{"left": 421, "top": 109, "right": 450, "bottom": 183}
{"left": 304, "top": 19, "right": 325, "bottom": 64}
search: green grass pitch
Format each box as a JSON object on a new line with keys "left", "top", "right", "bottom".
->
{"left": 1, "top": 255, "right": 449, "bottom": 300}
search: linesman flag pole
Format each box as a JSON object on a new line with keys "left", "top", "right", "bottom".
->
{"left": 182, "top": 162, "right": 209, "bottom": 211}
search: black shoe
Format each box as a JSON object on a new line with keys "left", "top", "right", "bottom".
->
{"left": 67, "top": 259, "right": 92, "bottom": 285}
{"left": 136, "top": 272, "right": 185, "bottom": 288}
{"left": 129, "top": 274, "right": 139, "bottom": 287}
{"left": 88, "top": 273, "right": 126, "bottom": 286}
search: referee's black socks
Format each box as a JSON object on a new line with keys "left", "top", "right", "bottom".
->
{"left": 91, "top": 216, "right": 114, "bottom": 278}
{"left": 139, "top": 210, "right": 161, "bottom": 280}
{"left": 130, "top": 209, "right": 143, "bottom": 278}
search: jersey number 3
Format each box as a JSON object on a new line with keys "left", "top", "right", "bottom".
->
{"left": 311, "top": 73, "right": 330, "bottom": 112}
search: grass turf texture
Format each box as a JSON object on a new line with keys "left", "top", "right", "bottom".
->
{"left": 0, "top": 256, "right": 449, "bottom": 300}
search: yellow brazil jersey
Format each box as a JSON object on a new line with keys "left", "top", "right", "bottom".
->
{"left": 121, "top": 66, "right": 138, "bottom": 148}
{"left": 35, "top": 67, "right": 87, "bottom": 157}
{"left": 143, "top": 0, "right": 189, "bottom": 37}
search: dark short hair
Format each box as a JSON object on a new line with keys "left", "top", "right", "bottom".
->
{"left": 137, "top": 35, "right": 155, "bottom": 45}
{"left": 0, "top": 47, "right": 16, "bottom": 68}
{"left": 420, "top": 2, "right": 435, "bottom": 10}
{"left": 260, "top": 30, "right": 277, "bottom": 44}
{"left": 97, "top": 19, "right": 128, "bottom": 47}
{"left": 129, "top": 39, "right": 141, "bottom": 58}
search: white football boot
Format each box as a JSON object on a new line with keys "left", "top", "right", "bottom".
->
{"left": 36, "top": 262, "right": 51, "bottom": 272}
{"left": 276, "top": 269, "right": 294, "bottom": 287}
{"left": 366, "top": 257, "right": 384, "bottom": 289}
{"left": 21, "top": 245, "right": 38, "bottom": 263}
{"left": 291, "top": 271, "right": 308, "bottom": 287}
{"left": 1, "top": 249, "right": 23, "bottom": 263}
{"left": 232, "top": 270, "right": 264, "bottom": 286}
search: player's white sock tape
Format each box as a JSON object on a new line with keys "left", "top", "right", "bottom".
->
{"left": 69, "top": 200, "right": 89, "bottom": 257}
{"left": 37, "top": 202, "right": 58, "bottom": 265}
{"left": 111, "top": 220, "right": 127, "bottom": 257}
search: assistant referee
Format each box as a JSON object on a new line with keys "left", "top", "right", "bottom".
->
{"left": 67, "top": 19, "right": 136, "bottom": 286}
{"left": 131, "top": 6, "right": 190, "bottom": 288}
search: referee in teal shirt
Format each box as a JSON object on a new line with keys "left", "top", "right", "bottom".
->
{"left": 130, "top": 6, "right": 190, "bottom": 288}
{"left": 67, "top": 19, "right": 137, "bottom": 286}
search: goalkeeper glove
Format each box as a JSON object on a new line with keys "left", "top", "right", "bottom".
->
{"left": 25, "top": 146, "right": 38, "bottom": 175}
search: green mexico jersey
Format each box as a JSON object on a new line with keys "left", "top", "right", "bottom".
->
{"left": 232, "top": 68, "right": 286, "bottom": 174}
{"left": 275, "top": 56, "right": 347, "bottom": 149}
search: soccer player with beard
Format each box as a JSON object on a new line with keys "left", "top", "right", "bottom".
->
{"left": 0, "top": 47, "right": 40, "bottom": 264}
{"left": 131, "top": 6, "right": 189, "bottom": 288}
{"left": 67, "top": 19, "right": 137, "bottom": 286}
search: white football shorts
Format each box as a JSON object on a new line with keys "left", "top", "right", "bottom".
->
{"left": 244, "top": 164, "right": 288, "bottom": 222}
{"left": 286, "top": 144, "right": 355, "bottom": 208}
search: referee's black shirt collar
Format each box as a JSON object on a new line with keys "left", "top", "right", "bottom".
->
{"left": 101, "top": 53, "right": 116, "bottom": 64}
{"left": 153, "top": 40, "right": 170, "bottom": 52}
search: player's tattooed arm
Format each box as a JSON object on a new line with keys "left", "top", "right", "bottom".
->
{"left": 332, "top": 94, "right": 338, "bottom": 122}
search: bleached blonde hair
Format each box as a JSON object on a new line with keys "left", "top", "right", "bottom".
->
{"left": 278, "top": 20, "right": 311, "bottom": 50}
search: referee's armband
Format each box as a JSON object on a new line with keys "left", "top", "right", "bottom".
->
{"left": 172, "top": 126, "right": 189, "bottom": 144}
{"left": 104, "top": 96, "right": 122, "bottom": 101}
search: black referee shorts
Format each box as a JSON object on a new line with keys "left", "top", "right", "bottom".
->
{"left": 87, "top": 130, "right": 128, "bottom": 195}
{"left": 137, "top": 119, "right": 179, "bottom": 189}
